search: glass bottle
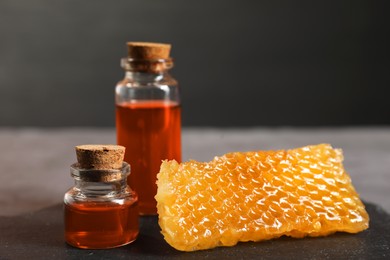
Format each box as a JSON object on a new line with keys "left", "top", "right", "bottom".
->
{"left": 64, "top": 146, "right": 139, "bottom": 249}
{"left": 116, "top": 42, "right": 181, "bottom": 215}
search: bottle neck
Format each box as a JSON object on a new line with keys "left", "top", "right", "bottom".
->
{"left": 70, "top": 162, "right": 130, "bottom": 197}
{"left": 74, "top": 178, "right": 127, "bottom": 197}
{"left": 124, "top": 70, "right": 166, "bottom": 83}
{"left": 121, "top": 57, "right": 173, "bottom": 77}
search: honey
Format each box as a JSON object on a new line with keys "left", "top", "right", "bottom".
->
{"left": 116, "top": 100, "right": 181, "bottom": 215}
{"left": 64, "top": 197, "right": 139, "bottom": 249}
{"left": 156, "top": 144, "right": 369, "bottom": 251}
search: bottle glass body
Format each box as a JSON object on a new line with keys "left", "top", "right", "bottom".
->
{"left": 116, "top": 58, "right": 181, "bottom": 215}
{"left": 64, "top": 163, "right": 139, "bottom": 249}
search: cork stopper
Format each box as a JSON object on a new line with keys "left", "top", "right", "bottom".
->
{"left": 76, "top": 144, "right": 125, "bottom": 170}
{"left": 127, "top": 42, "right": 171, "bottom": 60}
{"left": 73, "top": 145, "right": 127, "bottom": 182}
{"left": 75, "top": 144, "right": 125, "bottom": 169}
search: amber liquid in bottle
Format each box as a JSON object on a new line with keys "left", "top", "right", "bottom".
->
{"left": 64, "top": 200, "right": 139, "bottom": 249}
{"left": 116, "top": 101, "right": 181, "bottom": 215}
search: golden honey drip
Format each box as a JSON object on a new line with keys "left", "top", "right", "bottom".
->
{"left": 156, "top": 144, "right": 369, "bottom": 251}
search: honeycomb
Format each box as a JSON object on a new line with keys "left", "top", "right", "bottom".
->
{"left": 155, "top": 144, "right": 369, "bottom": 251}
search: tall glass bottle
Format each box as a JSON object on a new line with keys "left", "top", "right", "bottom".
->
{"left": 115, "top": 42, "right": 181, "bottom": 215}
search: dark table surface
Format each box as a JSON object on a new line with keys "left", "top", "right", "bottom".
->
{"left": 1, "top": 127, "right": 389, "bottom": 258}
{"left": 0, "top": 202, "right": 389, "bottom": 259}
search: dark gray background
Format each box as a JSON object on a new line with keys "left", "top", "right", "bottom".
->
{"left": 0, "top": 0, "right": 389, "bottom": 127}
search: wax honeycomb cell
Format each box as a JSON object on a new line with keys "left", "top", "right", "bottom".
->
{"left": 155, "top": 144, "right": 369, "bottom": 251}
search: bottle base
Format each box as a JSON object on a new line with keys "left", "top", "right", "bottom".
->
{"left": 65, "top": 231, "right": 139, "bottom": 249}
{"left": 139, "top": 202, "right": 158, "bottom": 215}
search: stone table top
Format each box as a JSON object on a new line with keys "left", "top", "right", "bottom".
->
{"left": 1, "top": 127, "right": 390, "bottom": 259}
{"left": 0, "top": 127, "right": 389, "bottom": 216}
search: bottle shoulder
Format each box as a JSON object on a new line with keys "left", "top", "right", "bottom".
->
{"left": 64, "top": 186, "right": 137, "bottom": 205}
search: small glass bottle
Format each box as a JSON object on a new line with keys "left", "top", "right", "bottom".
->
{"left": 116, "top": 42, "right": 181, "bottom": 215}
{"left": 64, "top": 145, "right": 139, "bottom": 249}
